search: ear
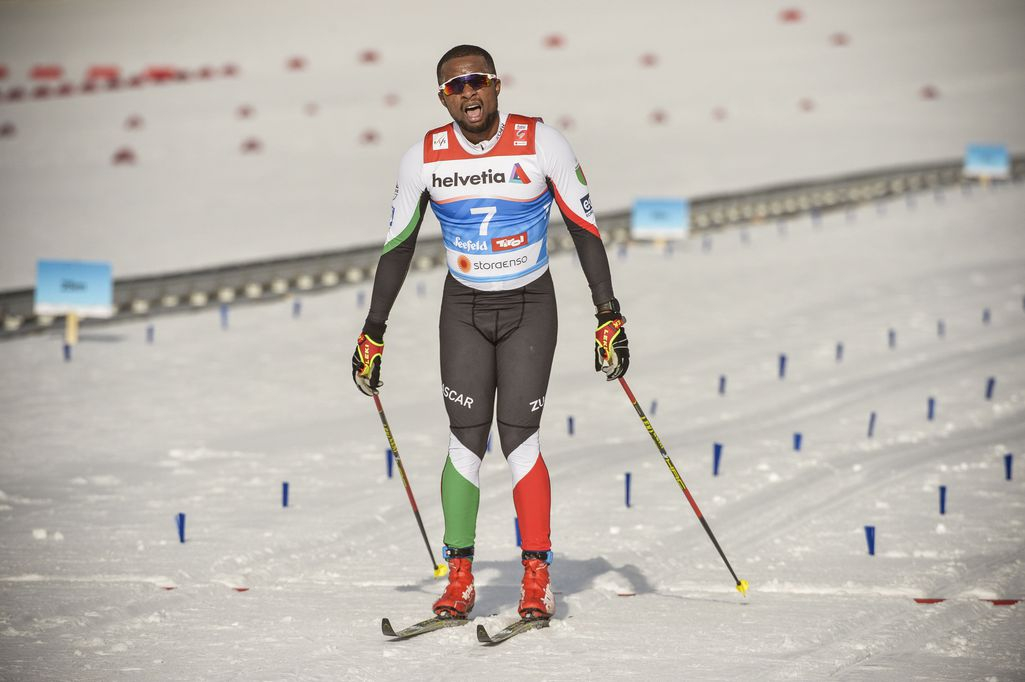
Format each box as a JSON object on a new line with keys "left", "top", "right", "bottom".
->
{"left": 437, "top": 90, "right": 447, "bottom": 107}
{"left": 495, "top": 78, "right": 501, "bottom": 96}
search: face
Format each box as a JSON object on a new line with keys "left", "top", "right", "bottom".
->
{"left": 437, "top": 55, "right": 501, "bottom": 142}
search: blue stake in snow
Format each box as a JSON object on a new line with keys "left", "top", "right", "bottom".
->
{"left": 416, "top": 282, "right": 426, "bottom": 298}
{"left": 292, "top": 299, "right": 302, "bottom": 318}
{"left": 937, "top": 319, "right": 946, "bottom": 338}
{"left": 938, "top": 485, "right": 947, "bottom": 515}
{"left": 702, "top": 235, "right": 712, "bottom": 252}
{"left": 927, "top": 397, "right": 936, "bottom": 421}
{"left": 625, "top": 472, "right": 632, "bottom": 508}
{"left": 888, "top": 328, "right": 896, "bottom": 349}
{"left": 906, "top": 193, "right": 916, "bottom": 209}
{"left": 357, "top": 290, "right": 365, "bottom": 308}
{"left": 175, "top": 513, "right": 186, "bottom": 543}
{"left": 836, "top": 342, "right": 844, "bottom": 363}
{"left": 811, "top": 208, "right": 821, "bottom": 227}
{"left": 567, "top": 416, "right": 574, "bottom": 436}
{"left": 386, "top": 448, "right": 393, "bottom": 478}
{"left": 867, "top": 412, "right": 877, "bottom": 438}
{"left": 220, "top": 303, "right": 229, "bottom": 330}
{"left": 486, "top": 433, "right": 492, "bottom": 453}
{"left": 982, "top": 308, "right": 991, "bottom": 325}
{"left": 718, "top": 375, "right": 727, "bottom": 395}
{"left": 146, "top": 324, "right": 155, "bottom": 344}
{"left": 514, "top": 517, "right": 521, "bottom": 548}
{"left": 1005, "top": 453, "right": 1013, "bottom": 481}
{"left": 985, "top": 377, "right": 996, "bottom": 400}
{"left": 793, "top": 432, "right": 803, "bottom": 451}
{"left": 617, "top": 242, "right": 628, "bottom": 260}
{"left": 282, "top": 481, "right": 289, "bottom": 508}
{"left": 777, "top": 220, "right": 788, "bottom": 236}
{"left": 740, "top": 229, "right": 750, "bottom": 244}
{"left": 665, "top": 241, "right": 674, "bottom": 257}
{"left": 864, "top": 525, "right": 876, "bottom": 555}
{"left": 778, "top": 353, "right": 787, "bottom": 379}
{"left": 63, "top": 343, "right": 71, "bottom": 362}
{"left": 713, "top": 443, "right": 723, "bottom": 476}
{"left": 650, "top": 400, "right": 657, "bottom": 416}
{"left": 876, "top": 200, "right": 886, "bottom": 216}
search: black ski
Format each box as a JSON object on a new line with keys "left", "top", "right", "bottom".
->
{"left": 476, "top": 617, "right": 550, "bottom": 645}
{"left": 382, "top": 615, "right": 469, "bottom": 640}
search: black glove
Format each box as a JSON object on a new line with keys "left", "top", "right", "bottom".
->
{"left": 594, "top": 299, "right": 629, "bottom": 380}
{"left": 352, "top": 322, "right": 386, "bottom": 396}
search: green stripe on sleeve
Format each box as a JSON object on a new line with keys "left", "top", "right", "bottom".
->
{"left": 382, "top": 200, "right": 423, "bottom": 255}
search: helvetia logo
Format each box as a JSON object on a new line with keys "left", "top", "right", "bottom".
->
{"left": 491, "top": 232, "right": 527, "bottom": 251}
{"left": 509, "top": 163, "right": 531, "bottom": 184}
{"left": 432, "top": 169, "right": 506, "bottom": 187}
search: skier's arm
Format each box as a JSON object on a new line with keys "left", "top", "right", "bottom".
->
{"left": 537, "top": 122, "right": 628, "bottom": 379}
{"left": 352, "top": 144, "right": 427, "bottom": 396}
{"left": 363, "top": 144, "right": 429, "bottom": 338}
{"left": 536, "top": 122, "right": 615, "bottom": 307}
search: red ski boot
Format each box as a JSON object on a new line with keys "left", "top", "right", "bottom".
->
{"left": 518, "top": 551, "right": 555, "bottom": 619}
{"left": 433, "top": 555, "right": 475, "bottom": 618}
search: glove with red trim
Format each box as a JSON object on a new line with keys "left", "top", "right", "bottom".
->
{"left": 594, "top": 298, "right": 629, "bottom": 380}
{"left": 352, "top": 322, "right": 386, "bottom": 396}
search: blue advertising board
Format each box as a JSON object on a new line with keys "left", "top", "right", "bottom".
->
{"left": 34, "top": 259, "right": 114, "bottom": 318}
{"left": 630, "top": 198, "right": 690, "bottom": 240}
{"left": 963, "top": 144, "right": 1010, "bottom": 179}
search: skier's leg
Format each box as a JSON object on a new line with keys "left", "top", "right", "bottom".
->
{"left": 495, "top": 272, "right": 558, "bottom": 554}
{"left": 439, "top": 276, "right": 497, "bottom": 551}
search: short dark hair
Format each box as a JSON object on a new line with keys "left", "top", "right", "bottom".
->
{"left": 436, "top": 45, "right": 496, "bottom": 83}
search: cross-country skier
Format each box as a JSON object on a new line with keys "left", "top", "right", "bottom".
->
{"left": 352, "top": 44, "right": 630, "bottom": 621}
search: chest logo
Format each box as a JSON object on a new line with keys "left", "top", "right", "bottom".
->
{"left": 509, "top": 163, "right": 531, "bottom": 184}
{"left": 491, "top": 232, "right": 527, "bottom": 252}
{"left": 432, "top": 131, "right": 449, "bottom": 150}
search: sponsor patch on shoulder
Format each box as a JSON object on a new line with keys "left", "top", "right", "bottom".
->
{"left": 432, "top": 131, "right": 449, "bottom": 150}
{"left": 580, "top": 193, "right": 593, "bottom": 216}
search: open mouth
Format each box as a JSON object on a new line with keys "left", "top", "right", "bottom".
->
{"left": 464, "top": 101, "right": 484, "bottom": 124}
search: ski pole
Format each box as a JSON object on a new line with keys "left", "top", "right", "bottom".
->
{"left": 372, "top": 393, "right": 448, "bottom": 578}
{"left": 615, "top": 376, "right": 749, "bottom": 596}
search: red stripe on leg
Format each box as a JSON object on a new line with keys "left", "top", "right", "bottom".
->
{"left": 513, "top": 454, "right": 551, "bottom": 551}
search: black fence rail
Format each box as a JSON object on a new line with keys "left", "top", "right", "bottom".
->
{"left": 2, "top": 154, "right": 1022, "bottom": 339}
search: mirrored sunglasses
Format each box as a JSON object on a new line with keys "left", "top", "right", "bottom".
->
{"left": 438, "top": 72, "right": 498, "bottom": 96}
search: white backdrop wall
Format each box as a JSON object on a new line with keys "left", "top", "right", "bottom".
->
{"left": 1, "top": 0, "right": 1024, "bottom": 290}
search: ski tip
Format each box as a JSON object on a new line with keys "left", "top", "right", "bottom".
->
{"left": 381, "top": 618, "right": 397, "bottom": 637}
{"left": 434, "top": 563, "right": 449, "bottom": 579}
{"left": 475, "top": 624, "right": 492, "bottom": 644}
{"left": 736, "top": 579, "right": 750, "bottom": 597}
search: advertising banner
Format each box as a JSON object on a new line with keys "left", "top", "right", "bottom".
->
{"left": 34, "top": 260, "right": 114, "bottom": 318}
{"left": 630, "top": 198, "right": 689, "bottom": 240}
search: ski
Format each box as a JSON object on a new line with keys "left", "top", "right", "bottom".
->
{"left": 476, "top": 617, "right": 550, "bottom": 645}
{"left": 382, "top": 615, "right": 469, "bottom": 640}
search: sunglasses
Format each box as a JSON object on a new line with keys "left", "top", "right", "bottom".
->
{"left": 438, "top": 72, "right": 498, "bottom": 96}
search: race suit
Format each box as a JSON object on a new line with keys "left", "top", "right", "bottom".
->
{"left": 365, "top": 112, "right": 615, "bottom": 553}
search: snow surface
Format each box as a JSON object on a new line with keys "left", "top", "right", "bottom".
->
{"left": 2, "top": 0, "right": 1025, "bottom": 288}
{"left": 1, "top": 181, "right": 1024, "bottom": 679}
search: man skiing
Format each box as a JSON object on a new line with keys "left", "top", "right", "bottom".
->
{"left": 352, "top": 44, "right": 630, "bottom": 622}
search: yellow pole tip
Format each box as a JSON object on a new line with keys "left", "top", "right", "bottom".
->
{"left": 434, "top": 564, "right": 449, "bottom": 578}
{"left": 736, "top": 579, "right": 750, "bottom": 597}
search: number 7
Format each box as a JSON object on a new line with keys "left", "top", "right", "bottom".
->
{"left": 470, "top": 206, "right": 497, "bottom": 236}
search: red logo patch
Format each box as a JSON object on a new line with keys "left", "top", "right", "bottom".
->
{"left": 457, "top": 255, "right": 472, "bottom": 273}
{"left": 491, "top": 232, "right": 527, "bottom": 252}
